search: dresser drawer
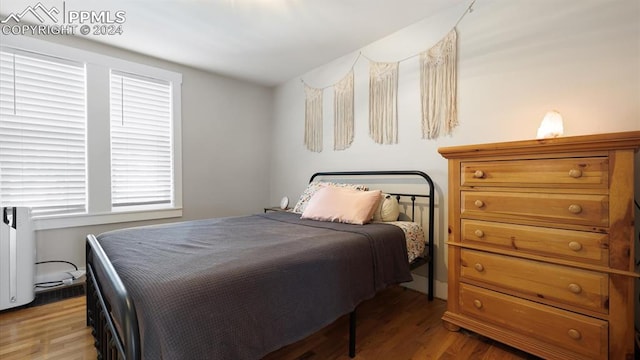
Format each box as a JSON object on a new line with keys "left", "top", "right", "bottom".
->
{"left": 461, "top": 157, "right": 608, "bottom": 188}
{"left": 459, "top": 283, "right": 608, "bottom": 359}
{"left": 461, "top": 219, "right": 608, "bottom": 265}
{"left": 461, "top": 191, "right": 609, "bottom": 227}
{"left": 460, "top": 249, "right": 609, "bottom": 313}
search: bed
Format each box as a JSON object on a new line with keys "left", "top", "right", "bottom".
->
{"left": 85, "top": 170, "right": 435, "bottom": 360}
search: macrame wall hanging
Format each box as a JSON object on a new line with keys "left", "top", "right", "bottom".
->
{"left": 420, "top": 28, "right": 458, "bottom": 139}
{"left": 333, "top": 70, "right": 354, "bottom": 150}
{"left": 301, "top": 0, "right": 475, "bottom": 151}
{"left": 369, "top": 62, "right": 399, "bottom": 144}
{"left": 304, "top": 85, "right": 323, "bottom": 152}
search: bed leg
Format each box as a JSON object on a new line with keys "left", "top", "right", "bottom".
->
{"left": 349, "top": 310, "right": 356, "bottom": 358}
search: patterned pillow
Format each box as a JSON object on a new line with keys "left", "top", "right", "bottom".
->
{"left": 292, "top": 181, "right": 368, "bottom": 214}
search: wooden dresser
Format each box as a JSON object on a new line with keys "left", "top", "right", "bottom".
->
{"left": 438, "top": 131, "right": 640, "bottom": 360}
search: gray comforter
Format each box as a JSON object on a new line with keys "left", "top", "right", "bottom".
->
{"left": 96, "top": 211, "right": 412, "bottom": 359}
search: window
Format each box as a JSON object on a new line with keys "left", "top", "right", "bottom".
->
{"left": 110, "top": 71, "right": 173, "bottom": 209}
{"left": 0, "top": 35, "right": 182, "bottom": 230}
{"left": 0, "top": 49, "right": 86, "bottom": 217}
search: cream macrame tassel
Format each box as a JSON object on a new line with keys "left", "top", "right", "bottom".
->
{"left": 420, "top": 28, "right": 458, "bottom": 139}
{"left": 304, "top": 85, "right": 323, "bottom": 152}
{"left": 333, "top": 70, "right": 354, "bottom": 150}
{"left": 369, "top": 61, "right": 399, "bottom": 144}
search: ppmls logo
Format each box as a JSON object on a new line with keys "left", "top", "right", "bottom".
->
{"left": 1, "top": 2, "right": 126, "bottom": 36}
{"left": 1, "top": 2, "right": 60, "bottom": 24}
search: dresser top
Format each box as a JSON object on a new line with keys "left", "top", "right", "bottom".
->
{"left": 438, "top": 131, "right": 640, "bottom": 159}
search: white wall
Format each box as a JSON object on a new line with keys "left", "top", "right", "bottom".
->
{"left": 21, "top": 35, "right": 274, "bottom": 283}
{"left": 269, "top": 0, "right": 640, "bottom": 300}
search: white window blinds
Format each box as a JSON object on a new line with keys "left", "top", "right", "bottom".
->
{"left": 110, "top": 71, "right": 173, "bottom": 208}
{"left": 0, "top": 49, "right": 86, "bottom": 216}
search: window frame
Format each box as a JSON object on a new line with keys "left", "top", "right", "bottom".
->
{"left": 1, "top": 35, "right": 183, "bottom": 230}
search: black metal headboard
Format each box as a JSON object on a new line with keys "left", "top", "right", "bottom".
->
{"left": 309, "top": 170, "right": 435, "bottom": 300}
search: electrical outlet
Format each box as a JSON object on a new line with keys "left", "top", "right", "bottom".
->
{"left": 67, "top": 270, "right": 86, "bottom": 280}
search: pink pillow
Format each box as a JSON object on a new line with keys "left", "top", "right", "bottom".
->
{"left": 301, "top": 187, "right": 382, "bottom": 225}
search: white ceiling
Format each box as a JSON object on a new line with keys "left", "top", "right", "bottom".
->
{"left": 0, "top": 0, "right": 466, "bottom": 86}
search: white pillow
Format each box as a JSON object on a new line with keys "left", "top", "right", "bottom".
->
{"left": 301, "top": 187, "right": 381, "bottom": 225}
{"left": 372, "top": 193, "right": 400, "bottom": 222}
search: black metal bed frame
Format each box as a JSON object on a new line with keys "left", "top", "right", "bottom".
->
{"left": 86, "top": 234, "right": 139, "bottom": 360}
{"left": 85, "top": 170, "right": 436, "bottom": 360}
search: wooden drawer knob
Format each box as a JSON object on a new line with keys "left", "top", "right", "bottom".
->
{"left": 474, "top": 200, "right": 484, "bottom": 208}
{"left": 474, "top": 229, "right": 484, "bottom": 238}
{"left": 568, "top": 241, "right": 582, "bottom": 251}
{"left": 567, "top": 329, "right": 581, "bottom": 340}
{"left": 473, "top": 170, "right": 484, "bottom": 178}
{"left": 568, "top": 283, "right": 582, "bottom": 294}
{"left": 474, "top": 263, "right": 485, "bottom": 272}
{"left": 473, "top": 299, "right": 483, "bottom": 309}
{"left": 568, "top": 169, "right": 583, "bottom": 178}
{"left": 568, "top": 204, "right": 582, "bottom": 214}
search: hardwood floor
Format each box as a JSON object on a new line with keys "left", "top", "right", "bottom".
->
{"left": 0, "top": 286, "right": 538, "bottom": 359}
{"left": 0, "top": 295, "right": 95, "bottom": 360}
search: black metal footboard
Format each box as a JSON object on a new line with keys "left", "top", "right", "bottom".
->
{"left": 86, "top": 234, "right": 140, "bottom": 360}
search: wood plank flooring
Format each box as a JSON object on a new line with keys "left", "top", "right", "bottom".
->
{"left": 0, "top": 295, "right": 95, "bottom": 360}
{"left": 0, "top": 286, "right": 538, "bottom": 359}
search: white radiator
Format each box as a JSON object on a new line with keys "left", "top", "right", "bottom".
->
{"left": 0, "top": 207, "right": 35, "bottom": 310}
